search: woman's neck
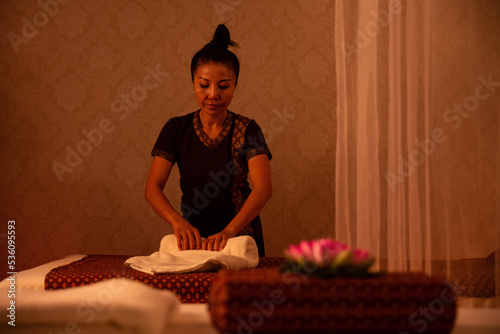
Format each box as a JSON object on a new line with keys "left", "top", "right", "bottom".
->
{"left": 200, "top": 109, "right": 228, "bottom": 130}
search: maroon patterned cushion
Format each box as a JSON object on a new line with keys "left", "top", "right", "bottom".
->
{"left": 378, "top": 258, "right": 495, "bottom": 298}
{"left": 45, "top": 255, "right": 286, "bottom": 303}
{"left": 432, "top": 259, "right": 495, "bottom": 298}
{"left": 209, "top": 269, "right": 457, "bottom": 334}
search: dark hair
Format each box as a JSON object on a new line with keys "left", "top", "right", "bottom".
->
{"left": 190, "top": 24, "right": 240, "bottom": 85}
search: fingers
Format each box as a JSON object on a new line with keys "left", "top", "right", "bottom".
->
{"left": 175, "top": 233, "right": 183, "bottom": 251}
{"left": 181, "top": 233, "right": 188, "bottom": 250}
{"left": 202, "top": 238, "right": 215, "bottom": 251}
{"left": 173, "top": 230, "right": 189, "bottom": 250}
{"left": 220, "top": 237, "right": 227, "bottom": 251}
{"left": 201, "top": 238, "right": 214, "bottom": 251}
{"left": 213, "top": 237, "right": 221, "bottom": 252}
{"left": 201, "top": 234, "right": 228, "bottom": 251}
{"left": 194, "top": 230, "right": 202, "bottom": 250}
{"left": 176, "top": 232, "right": 194, "bottom": 251}
{"left": 182, "top": 231, "right": 201, "bottom": 250}
{"left": 217, "top": 235, "right": 229, "bottom": 251}
{"left": 173, "top": 223, "right": 201, "bottom": 250}
{"left": 188, "top": 232, "right": 196, "bottom": 250}
{"left": 178, "top": 231, "right": 230, "bottom": 251}
{"left": 189, "top": 228, "right": 202, "bottom": 250}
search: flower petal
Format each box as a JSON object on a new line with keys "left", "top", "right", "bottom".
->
{"left": 353, "top": 248, "right": 371, "bottom": 264}
{"left": 299, "top": 240, "right": 314, "bottom": 260}
{"left": 284, "top": 244, "right": 303, "bottom": 262}
{"left": 312, "top": 241, "right": 326, "bottom": 266}
{"left": 331, "top": 249, "right": 353, "bottom": 268}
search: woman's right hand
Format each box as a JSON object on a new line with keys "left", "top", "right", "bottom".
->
{"left": 172, "top": 218, "right": 202, "bottom": 250}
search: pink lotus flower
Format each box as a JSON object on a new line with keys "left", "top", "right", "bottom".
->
{"left": 282, "top": 239, "right": 377, "bottom": 277}
{"left": 284, "top": 238, "right": 352, "bottom": 268}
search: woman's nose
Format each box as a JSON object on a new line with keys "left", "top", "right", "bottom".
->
{"left": 208, "top": 86, "right": 219, "bottom": 99}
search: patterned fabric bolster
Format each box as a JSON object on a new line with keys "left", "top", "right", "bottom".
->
{"left": 151, "top": 148, "right": 176, "bottom": 164}
{"left": 209, "top": 269, "right": 457, "bottom": 334}
{"left": 45, "top": 255, "right": 286, "bottom": 303}
{"left": 245, "top": 147, "right": 272, "bottom": 161}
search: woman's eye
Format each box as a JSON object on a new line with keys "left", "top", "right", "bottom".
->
{"left": 220, "top": 86, "right": 229, "bottom": 90}
{"left": 200, "top": 84, "right": 209, "bottom": 88}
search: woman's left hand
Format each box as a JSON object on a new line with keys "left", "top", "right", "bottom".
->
{"left": 202, "top": 230, "right": 236, "bottom": 251}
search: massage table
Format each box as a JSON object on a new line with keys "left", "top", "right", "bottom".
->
{"left": 41, "top": 255, "right": 497, "bottom": 300}
{"left": 1, "top": 255, "right": 499, "bottom": 333}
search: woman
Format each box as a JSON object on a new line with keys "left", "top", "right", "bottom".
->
{"left": 145, "top": 24, "right": 272, "bottom": 256}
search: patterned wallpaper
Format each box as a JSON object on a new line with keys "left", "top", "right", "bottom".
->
{"left": 0, "top": 0, "right": 336, "bottom": 272}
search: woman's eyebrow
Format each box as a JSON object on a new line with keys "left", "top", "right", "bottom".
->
{"left": 197, "top": 77, "right": 232, "bottom": 82}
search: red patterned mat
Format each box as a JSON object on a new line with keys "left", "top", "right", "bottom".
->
{"left": 44, "top": 255, "right": 286, "bottom": 303}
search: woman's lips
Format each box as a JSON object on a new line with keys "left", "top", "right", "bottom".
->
{"left": 207, "top": 104, "right": 219, "bottom": 109}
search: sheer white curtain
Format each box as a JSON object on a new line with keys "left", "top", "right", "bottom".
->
{"left": 335, "top": 0, "right": 500, "bottom": 306}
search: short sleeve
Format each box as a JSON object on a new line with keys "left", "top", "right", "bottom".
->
{"left": 242, "top": 120, "right": 272, "bottom": 161}
{"left": 151, "top": 118, "right": 178, "bottom": 164}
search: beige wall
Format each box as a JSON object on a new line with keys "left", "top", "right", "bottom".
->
{"left": 0, "top": 0, "right": 336, "bottom": 271}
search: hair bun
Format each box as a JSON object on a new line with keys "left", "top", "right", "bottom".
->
{"left": 191, "top": 24, "right": 240, "bottom": 85}
{"left": 206, "top": 24, "right": 238, "bottom": 49}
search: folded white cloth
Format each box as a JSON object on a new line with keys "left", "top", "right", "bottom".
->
{"left": 0, "top": 278, "right": 180, "bottom": 334}
{"left": 0, "top": 254, "right": 86, "bottom": 291}
{"left": 125, "top": 234, "right": 259, "bottom": 274}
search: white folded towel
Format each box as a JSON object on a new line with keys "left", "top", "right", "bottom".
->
{"left": 125, "top": 234, "right": 259, "bottom": 274}
{"left": 0, "top": 278, "right": 180, "bottom": 334}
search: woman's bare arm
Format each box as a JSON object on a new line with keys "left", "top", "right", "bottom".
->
{"left": 145, "top": 156, "right": 202, "bottom": 250}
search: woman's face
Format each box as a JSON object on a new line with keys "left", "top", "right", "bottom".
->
{"left": 193, "top": 61, "right": 237, "bottom": 117}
